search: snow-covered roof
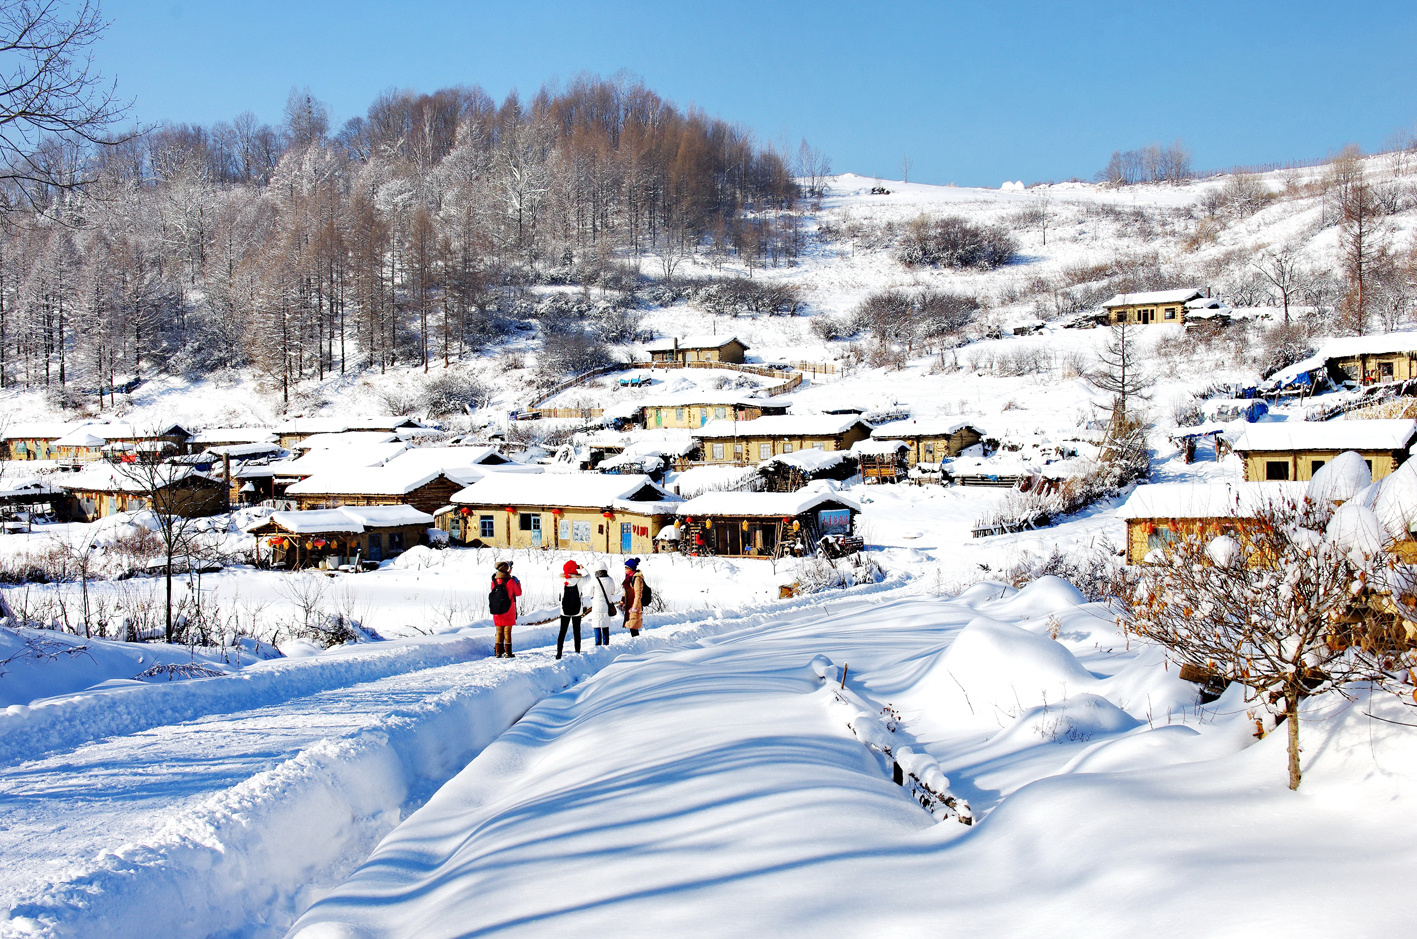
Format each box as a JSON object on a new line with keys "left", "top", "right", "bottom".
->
{"left": 451, "top": 473, "right": 681, "bottom": 511}
{"left": 52, "top": 429, "right": 109, "bottom": 448}
{"left": 1233, "top": 419, "right": 1417, "bottom": 453}
{"left": 190, "top": 428, "right": 277, "bottom": 446}
{"left": 203, "top": 442, "right": 284, "bottom": 458}
{"left": 1102, "top": 289, "right": 1204, "bottom": 308}
{"left": 584, "top": 429, "right": 699, "bottom": 456}
{"left": 275, "top": 416, "right": 428, "bottom": 434}
{"left": 57, "top": 463, "right": 213, "bottom": 494}
{"left": 638, "top": 392, "right": 771, "bottom": 408}
{"left": 1116, "top": 482, "right": 1311, "bottom": 520}
{"left": 677, "top": 485, "right": 859, "bottom": 518}
{"left": 1, "top": 420, "right": 85, "bottom": 440}
{"left": 295, "top": 431, "right": 400, "bottom": 450}
{"left": 852, "top": 439, "right": 910, "bottom": 456}
{"left": 270, "top": 442, "right": 410, "bottom": 478}
{"left": 1318, "top": 331, "right": 1417, "bottom": 360}
{"left": 1185, "top": 297, "right": 1226, "bottom": 310}
{"left": 250, "top": 504, "right": 433, "bottom": 534}
{"left": 644, "top": 335, "right": 746, "bottom": 352}
{"left": 696, "top": 415, "right": 867, "bottom": 439}
{"left": 758, "top": 449, "right": 850, "bottom": 473}
{"left": 382, "top": 446, "right": 512, "bottom": 474}
{"left": 285, "top": 466, "right": 447, "bottom": 497}
{"left": 870, "top": 418, "right": 983, "bottom": 440}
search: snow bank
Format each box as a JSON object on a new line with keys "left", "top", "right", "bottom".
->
{"left": 899, "top": 615, "right": 1098, "bottom": 729}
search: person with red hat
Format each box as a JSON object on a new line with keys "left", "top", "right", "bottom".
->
{"left": 556, "top": 559, "right": 592, "bottom": 659}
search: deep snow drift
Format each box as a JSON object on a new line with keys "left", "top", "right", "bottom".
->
{"left": 287, "top": 579, "right": 1417, "bottom": 939}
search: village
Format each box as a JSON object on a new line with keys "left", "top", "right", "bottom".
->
{"left": 5, "top": 156, "right": 1417, "bottom": 937}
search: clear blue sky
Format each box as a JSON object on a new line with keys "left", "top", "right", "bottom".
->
{"left": 101, "top": 0, "right": 1417, "bottom": 186}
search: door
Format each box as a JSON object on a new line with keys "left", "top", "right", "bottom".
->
{"left": 700, "top": 410, "right": 708, "bottom": 427}
{"left": 621, "top": 522, "right": 633, "bottom": 552}
{"left": 531, "top": 514, "right": 542, "bottom": 547}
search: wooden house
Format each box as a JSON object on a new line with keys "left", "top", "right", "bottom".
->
{"left": 442, "top": 473, "right": 682, "bottom": 553}
{"left": 266, "top": 441, "right": 411, "bottom": 496}
{"left": 675, "top": 488, "right": 860, "bottom": 559}
{"left": 1232, "top": 419, "right": 1417, "bottom": 482}
{"left": 246, "top": 505, "right": 433, "bottom": 569}
{"left": 868, "top": 419, "right": 984, "bottom": 466}
{"left": 1317, "top": 332, "right": 1417, "bottom": 385}
{"left": 756, "top": 449, "right": 857, "bottom": 492}
{"left": 852, "top": 439, "right": 910, "bottom": 484}
{"left": 642, "top": 396, "right": 787, "bottom": 430}
{"left": 59, "top": 463, "right": 228, "bottom": 522}
{"left": 0, "top": 421, "right": 86, "bottom": 461}
{"left": 645, "top": 335, "right": 749, "bottom": 365}
{"left": 1102, "top": 289, "right": 1204, "bottom": 326}
{"left": 274, "top": 416, "right": 431, "bottom": 450}
{"left": 1115, "top": 482, "right": 1309, "bottom": 564}
{"left": 190, "top": 427, "right": 278, "bottom": 449}
{"left": 286, "top": 467, "right": 473, "bottom": 515}
{"left": 695, "top": 415, "right": 872, "bottom": 465}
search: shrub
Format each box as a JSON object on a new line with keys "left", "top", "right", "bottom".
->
{"left": 897, "top": 216, "right": 1017, "bottom": 269}
{"left": 420, "top": 371, "right": 490, "bottom": 416}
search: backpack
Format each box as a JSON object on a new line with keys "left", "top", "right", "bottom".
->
{"left": 489, "top": 579, "right": 512, "bottom": 616}
{"left": 637, "top": 576, "right": 653, "bottom": 607}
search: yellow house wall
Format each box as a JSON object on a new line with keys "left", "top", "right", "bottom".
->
{"left": 700, "top": 426, "right": 870, "bottom": 464}
{"left": 648, "top": 405, "right": 763, "bottom": 429}
{"left": 1241, "top": 449, "right": 1399, "bottom": 483}
{"left": 1331, "top": 353, "right": 1417, "bottom": 382}
{"left": 899, "top": 428, "right": 983, "bottom": 465}
{"left": 448, "top": 504, "right": 664, "bottom": 554}
{"left": 1106, "top": 303, "right": 1187, "bottom": 325}
{"left": 1125, "top": 517, "right": 1267, "bottom": 565}
{"left": 6, "top": 437, "right": 62, "bottom": 460}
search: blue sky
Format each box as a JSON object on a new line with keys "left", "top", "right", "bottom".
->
{"left": 103, "top": 0, "right": 1417, "bottom": 186}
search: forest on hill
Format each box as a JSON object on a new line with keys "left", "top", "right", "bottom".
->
{"left": 0, "top": 76, "right": 801, "bottom": 405}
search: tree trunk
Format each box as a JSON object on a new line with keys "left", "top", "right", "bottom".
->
{"left": 1286, "top": 690, "right": 1302, "bottom": 791}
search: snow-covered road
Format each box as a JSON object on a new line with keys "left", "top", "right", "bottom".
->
{"left": 0, "top": 580, "right": 904, "bottom": 939}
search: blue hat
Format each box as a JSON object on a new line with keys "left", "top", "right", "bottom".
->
{"left": 625, "top": 557, "right": 640, "bottom": 570}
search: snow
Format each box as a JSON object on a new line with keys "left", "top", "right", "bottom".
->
{"left": 870, "top": 416, "right": 983, "bottom": 438}
{"left": 1233, "top": 418, "right": 1417, "bottom": 452}
{"left": 1116, "top": 482, "right": 1309, "bottom": 519}
{"left": 451, "top": 473, "right": 678, "bottom": 509}
{"left": 697, "top": 414, "right": 867, "bottom": 438}
{"left": 677, "top": 484, "right": 858, "bottom": 518}
{"left": 285, "top": 466, "right": 446, "bottom": 497}
{"left": 1307, "top": 450, "right": 1374, "bottom": 503}
{"left": 1102, "top": 288, "right": 1204, "bottom": 307}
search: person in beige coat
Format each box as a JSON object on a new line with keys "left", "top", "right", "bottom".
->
{"left": 621, "top": 557, "right": 645, "bottom": 637}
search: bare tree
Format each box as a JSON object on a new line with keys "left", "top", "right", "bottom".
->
{"left": 1251, "top": 244, "right": 1311, "bottom": 326}
{"left": 0, "top": 0, "right": 132, "bottom": 210}
{"left": 1087, "top": 320, "right": 1151, "bottom": 423}
{"left": 1125, "top": 498, "right": 1401, "bottom": 790}
{"left": 1338, "top": 169, "right": 1390, "bottom": 335}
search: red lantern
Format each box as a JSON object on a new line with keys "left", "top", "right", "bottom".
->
{"left": 551, "top": 507, "right": 563, "bottom": 516}
{"left": 460, "top": 507, "right": 470, "bottom": 516}
{"left": 505, "top": 506, "right": 516, "bottom": 514}
{"left": 684, "top": 516, "right": 693, "bottom": 525}
{"left": 781, "top": 517, "right": 792, "bottom": 525}
{"left": 602, "top": 510, "right": 614, "bottom": 519}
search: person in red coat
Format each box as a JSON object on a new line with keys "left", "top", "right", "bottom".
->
{"left": 490, "top": 561, "right": 522, "bottom": 658}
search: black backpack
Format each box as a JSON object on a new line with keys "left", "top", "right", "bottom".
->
{"left": 489, "top": 579, "right": 512, "bottom": 616}
{"left": 637, "top": 577, "right": 653, "bottom": 607}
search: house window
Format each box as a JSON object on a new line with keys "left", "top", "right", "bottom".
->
{"left": 715, "top": 407, "right": 726, "bottom": 419}
{"left": 1380, "top": 362, "right": 1394, "bottom": 379}
{"left": 1146, "top": 525, "right": 1176, "bottom": 550}
{"left": 675, "top": 408, "right": 684, "bottom": 421}
{"left": 923, "top": 442, "right": 935, "bottom": 461}
{"left": 1164, "top": 307, "right": 1177, "bottom": 319}
{"left": 1265, "top": 461, "right": 1289, "bottom": 480}
{"left": 734, "top": 443, "right": 743, "bottom": 458}
{"left": 389, "top": 533, "right": 405, "bottom": 554}
{"left": 1310, "top": 460, "right": 1326, "bottom": 475}
{"left": 479, "top": 515, "right": 494, "bottom": 538}
{"left": 1114, "top": 312, "right": 1125, "bottom": 323}
{"left": 519, "top": 512, "right": 536, "bottom": 531}
{"left": 1365, "top": 459, "right": 1373, "bottom": 476}
{"left": 783, "top": 443, "right": 794, "bottom": 453}
{"left": 572, "top": 520, "right": 592, "bottom": 542}
{"left": 712, "top": 443, "right": 725, "bottom": 460}
{"left": 759, "top": 443, "right": 772, "bottom": 460}
{"left": 811, "top": 442, "right": 824, "bottom": 450}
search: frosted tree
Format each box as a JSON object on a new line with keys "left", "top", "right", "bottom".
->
{"left": 1126, "top": 497, "right": 1405, "bottom": 789}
